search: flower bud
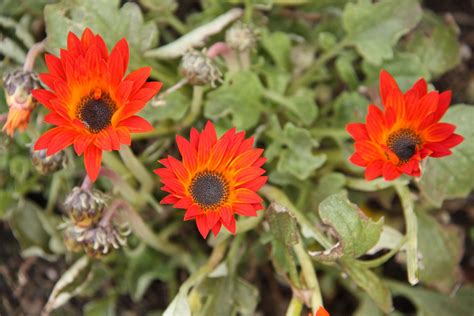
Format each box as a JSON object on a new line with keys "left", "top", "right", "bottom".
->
{"left": 2, "top": 69, "right": 41, "bottom": 136}
{"left": 31, "top": 148, "right": 67, "bottom": 175}
{"left": 225, "top": 22, "right": 258, "bottom": 52}
{"left": 180, "top": 50, "right": 222, "bottom": 86}
{"left": 64, "top": 187, "right": 107, "bottom": 228}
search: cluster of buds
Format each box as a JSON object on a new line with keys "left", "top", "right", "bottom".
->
{"left": 30, "top": 148, "right": 67, "bottom": 175}
{"left": 2, "top": 69, "right": 41, "bottom": 136}
{"left": 180, "top": 50, "right": 222, "bottom": 87}
{"left": 62, "top": 187, "right": 130, "bottom": 258}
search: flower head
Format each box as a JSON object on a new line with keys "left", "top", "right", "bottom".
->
{"left": 31, "top": 148, "right": 68, "bottom": 175}
{"left": 33, "top": 28, "right": 162, "bottom": 181}
{"left": 347, "top": 70, "right": 463, "bottom": 181}
{"left": 155, "top": 121, "right": 267, "bottom": 238}
{"left": 2, "top": 69, "right": 41, "bottom": 136}
{"left": 308, "top": 306, "right": 330, "bottom": 316}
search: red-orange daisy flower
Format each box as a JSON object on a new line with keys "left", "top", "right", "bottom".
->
{"left": 155, "top": 121, "right": 267, "bottom": 238}
{"left": 33, "top": 28, "right": 162, "bottom": 181}
{"left": 308, "top": 306, "right": 330, "bottom": 316}
{"left": 347, "top": 70, "right": 463, "bottom": 181}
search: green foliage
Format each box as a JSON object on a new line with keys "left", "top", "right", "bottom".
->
{"left": 0, "top": 0, "right": 471, "bottom": 315}
{"left": 419, "top": 105, "right": 474, "bottom": 206}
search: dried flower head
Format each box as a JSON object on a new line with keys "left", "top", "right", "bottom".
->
{"left": 31, "top": 148, "right": 67, "bottom": 175}
{"left": 2, "top": 69, "right": 41, "bottom": 136}
{"left": 180, "top": 50, "right": 222, "bottom": 87}
{"left": 33, "top": 28, "right": 162, "bottom": 181}
{"left": 77, "top": 223, "right": 130, "bottom": 258}
{"left": 64, "top": 187, "right": 108, "bottom": 228}
{"left": 225, "top": 21, "right": 258, "bottom": 52}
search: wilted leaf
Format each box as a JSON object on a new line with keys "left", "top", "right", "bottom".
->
{"left": 267, "top": 202, "right": 299, "bottom": 246}
{"left": 417, "top": 211, "right": 463, "bottom": 291}
{"left": 419, "top": 105, "right": 474, "bottom": 206}
{"left": 164, "top": 291, "right": 191, "bottom": 316}
{"left": 319, "top": 193, "right": 383, "bottom": 258}
{"left": 343, "top": 0, "right": 422, "bottom": 65}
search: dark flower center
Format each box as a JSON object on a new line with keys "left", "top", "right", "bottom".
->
{"left": 387, "top": 128, "right": 420, "bottom": 163}
{"left": 78, "top": 91, "right": 115, "bottom": 133}
{"left": 190, "top": 172, "right": 228, "bottom": 209}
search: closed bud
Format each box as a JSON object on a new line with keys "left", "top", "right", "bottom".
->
{"left": 180, "top": 50, "right": 222, "bottom": 86}
{"left": 31, "top": 148, "right": 67, "bottom": 175}
{"left": 2, "top": 69, "right": 41, "bottom": 136}
{"left": 64, "top": 187, "right": 107, "bottom": 228}
{"left": 225, "top": 22, "right": 258, "bottom": 52}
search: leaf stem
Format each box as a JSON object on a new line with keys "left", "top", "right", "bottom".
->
{"left": 285, "top": 297, "right": 303, "bottom": 316}
{"left": 294, "top": 239, "right": 323, "bottom": 313}
{"left": 394, "top": 182, "right": 419, "bottom": 285}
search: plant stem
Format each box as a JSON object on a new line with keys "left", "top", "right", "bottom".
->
{"left": 289, "top": 39, "right": 349, "bottom": 93}
{"left": 394, "top": 182, "right": 419, "bottom": 285}
{"left": 285, "top": 297, "right": 303, "bottom": 316}
{"left": 23, "top": 40, "right": 45, "bottom": 72}
{"left": 294, "top": 239, "right": 323, "bottom": 313}
{"left": 119, "top": 145, "right": 153, "bottom": 193}
{"left": 81, "top": 175, "right": 92, "bottom": 190}
{"left": 260, "top": 185, "right": 333, "bottom": 249}
{"left": 357, "top": 235, "right": 408, "bottom": 268}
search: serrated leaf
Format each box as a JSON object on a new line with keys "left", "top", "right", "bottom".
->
{"left": 319, "top": 193, "right": 383, "bottom": 258}
{"left": 343, "top": 0, "right": 422, "bottom": 65}
{"left": 342, "top": 258, "right": 392, "bottom": 313}
{"left": 205, "top": 70, "right": 263, "bottom": 130}
{"left": 417, "top": 211, "right": 463, "bottom": 291}
{"left": 419, "top": 105, "right": 474, "bottom": 206}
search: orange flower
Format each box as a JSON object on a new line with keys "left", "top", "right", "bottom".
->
{"left": 33, "top": 28, "right": 162, "bottom": 181}
{"left": 308, "top": 306, "right": 330, "bottom": 316}
{"left": 155, "top": 121, "right": 267, "bottom": 238}
{"left": 346, "top": 70, "right": 463, "bottom": 181}
{"left": 2, "top": 69, "right": 40, "bottom": 136}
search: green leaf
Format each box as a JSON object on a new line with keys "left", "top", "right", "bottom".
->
{"left": 405, "top": 12, "right": 461, "bottom": 78}
{"left": 311, "top": 172, "right": 347, "bottom": 207}
{"left": 343, "top": 0, "right": 422, "bottom": 65}
{"left": 362, "top": 52, "right": 430, "bottom": 91}
{"left": 163, "top": 291, "right": 191, "bottom": 316}
{"left": 342, "top": 259, "right": 392, "bottom": 313}
{"left": 125, "top": 245, "right": 173, "bottom": 301}
{"left": 84, "top": 295, "right": 116, "bottom": 316}
{"left": 419, "top": 105, "right": 474, "bottom": 206}
{"left": 261, "top": 30, "right": 291, "bottom": 69}
{"left": 205, "top": 70, "right": 263, "bottom": 130}
{"left": 141, "top": 91, "right": 190, "bottom": 123}
{"left": 388, "top": 281, "right": 473, "bottom": 316}
{"left": 44, "top": 0, "right": 158, "bottom": 70}
{"left": 276, "top": 123, "right": 326, "bottom": 180}
{"left": 329, "top": 91, "right": 368, "bottom": 127}
{"left": 319, "top": 193, "right": 383, "bottom": 258}
{"left": 335, "top": 52, "right": 359, "bottom": 89}
{"left": 354, "top": 293, "right": 384, "bottom": 316}
{"left": 417, "top": 211, "right": 463, "bottom": 290}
